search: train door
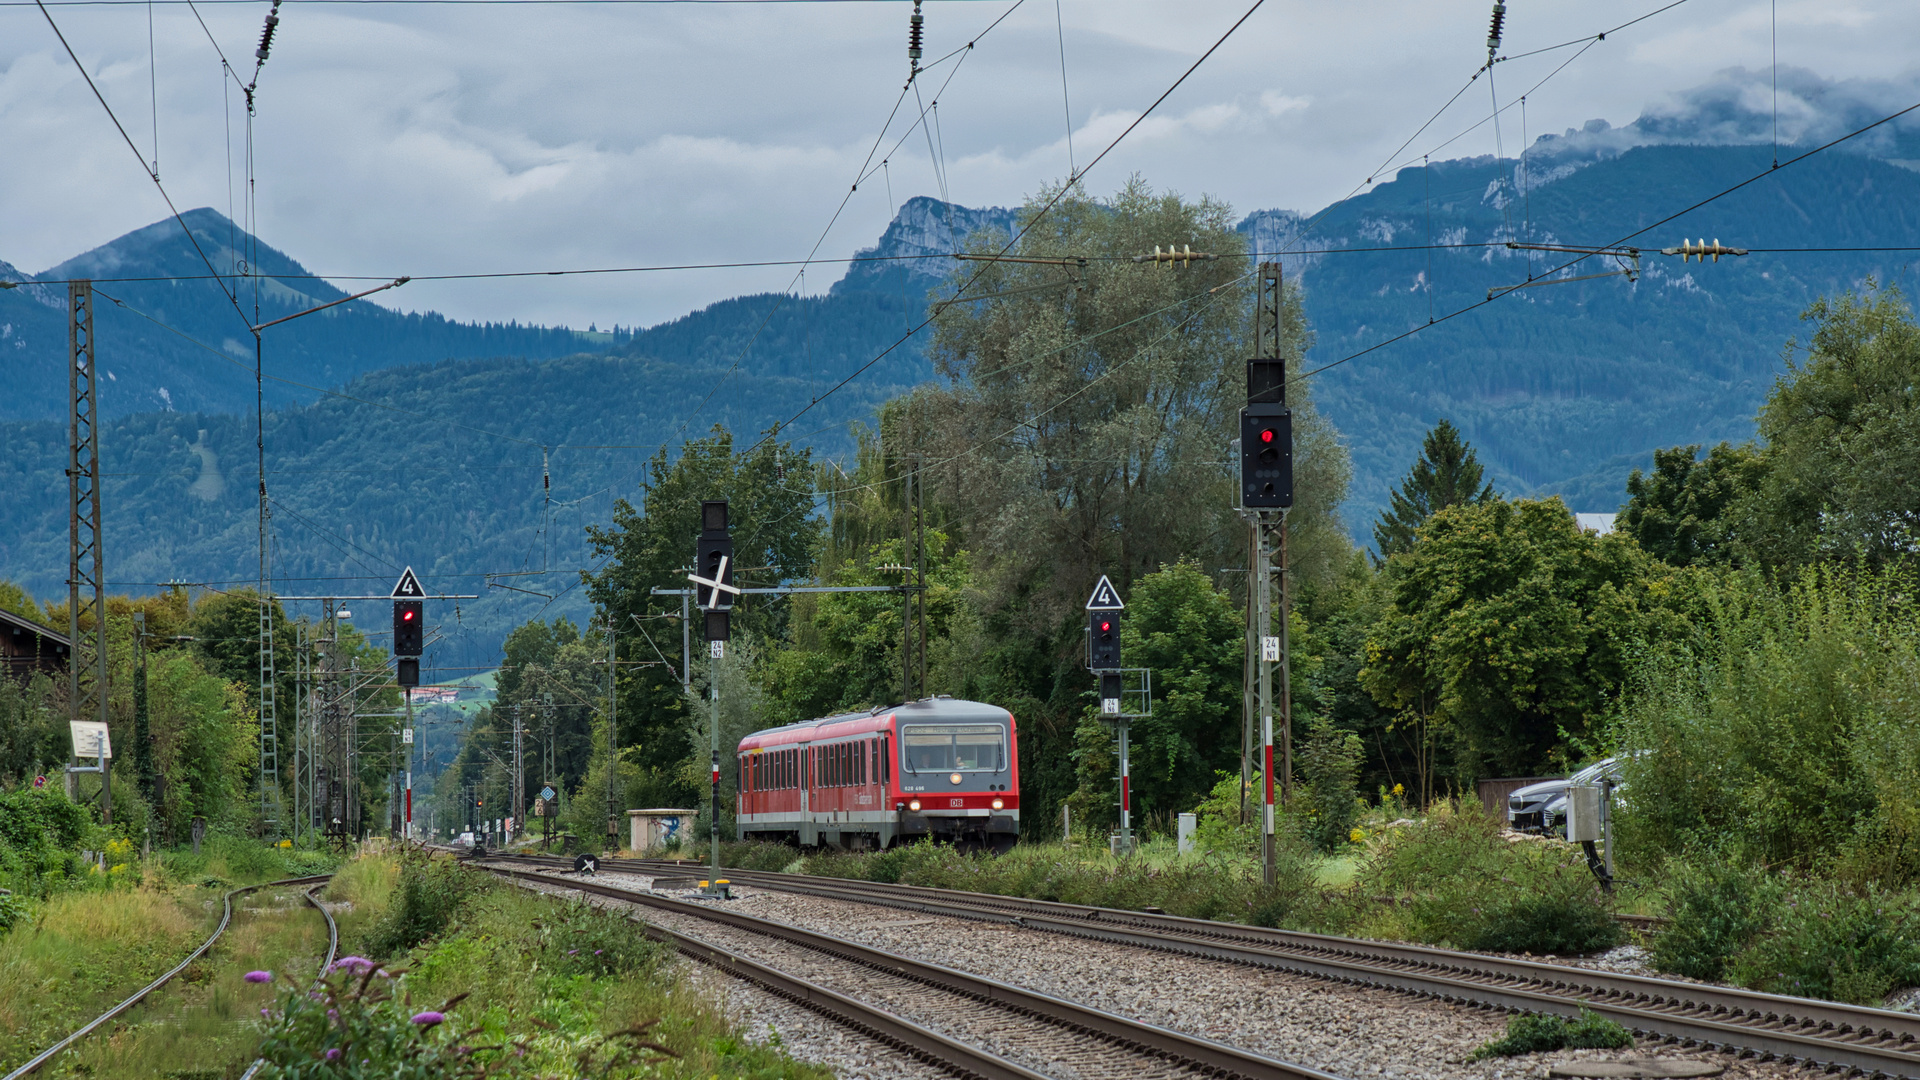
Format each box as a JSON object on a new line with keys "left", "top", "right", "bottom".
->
{"left": 799, "top": 743, "right": 816, "bottom": 845}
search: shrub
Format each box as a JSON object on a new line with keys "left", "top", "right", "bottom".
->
{"left": 529, "top": 897, "right": 663, "bottom": 978}
{"left": 1728, "top": 878, "right": 1920, "bottom": 1004}
{"left": 362, "top": 851, "right": 488, "bottom": 959}
{"left": 718, "top": 840, "right": 802, "bottom": 873}
{"left": 1353, "top": 802, "right": 1621, "bottom": 954}
{"left": 1649, "top": 858, "right": 1782, "bottom": 981}
{"left": 1296, "top": 719, "right": 1363, "bottom": 853}
{"left": 1462, "top": 892, "right": 1624, "bottom": 956}
{"left": 1469, "top": 1009, "right": 1633, "bottom": 1060}
{"left": 0, "top": 890, "right": 29, "bottom": 933}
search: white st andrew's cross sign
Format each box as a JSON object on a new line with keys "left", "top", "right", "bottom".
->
{"left": 687, "top": 555, "right": 741, "bottom": 611}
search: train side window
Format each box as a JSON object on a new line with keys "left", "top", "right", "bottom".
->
{"left": 860, "top": 740, "right": 868, "bottom": 785}
{"left": 880, "top": 736, "right": 890, "bottom": 786}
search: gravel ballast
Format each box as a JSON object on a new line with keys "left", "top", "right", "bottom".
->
{"left": 571, "top": 868, "right": 1824, "bottom": 1080}
{"left": 503, "top": 864, "right": 1820, "bottom": 1076}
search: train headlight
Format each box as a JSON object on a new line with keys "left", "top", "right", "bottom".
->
{"left": 949, "top": 772, "right": 963, "bottom": 785}
{"left": 991, "top": 798, "right": 1004, "bottom": 811}
{"left": 908, "top": 799, "right": 921, "bottom": 812}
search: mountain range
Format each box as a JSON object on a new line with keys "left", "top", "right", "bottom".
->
{"left": 4, "top": 68, "right": 1919, "bottom": 664}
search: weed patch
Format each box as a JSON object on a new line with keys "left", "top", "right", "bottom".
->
{"left": 1468, "top": 1009, "right": 1633, "bottom": 1060}
{"left": 361, "top": 849, "right": 489, "bottom": 959}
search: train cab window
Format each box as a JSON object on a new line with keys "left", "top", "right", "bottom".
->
{"left": 902, "top": 724, "right": 1007, "bottom": 772}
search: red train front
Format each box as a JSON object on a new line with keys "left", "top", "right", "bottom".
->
{"left": 736, "top": 696, "right": 1020, "bottom": 853}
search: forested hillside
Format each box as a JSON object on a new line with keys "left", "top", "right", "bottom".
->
{"left": 0, "top": 351, "right": 903, "bottom": 673}
{"left": 0, "top": 208, "right": 620, "bottom": 421}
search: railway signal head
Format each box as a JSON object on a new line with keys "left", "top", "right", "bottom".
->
{"left": 1088, "top": 611, "right": 1121, "bottom": 670}
{"left": 1240, "top": 405, "right": 1293, "bottom": 508}
{"left": 694, "top": 499, "right": 736, "bottom": 610}
{"left": 393, "top": 600, "right": 423, "bottom": 656}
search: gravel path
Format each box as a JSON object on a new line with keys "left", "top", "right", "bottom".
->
{"left": 575, "top": 869, "right": 1823, "bottom": 1080}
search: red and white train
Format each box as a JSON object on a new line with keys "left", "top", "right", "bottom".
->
{"left": 736, "top": 696, "right": 1020, "bottom": 852}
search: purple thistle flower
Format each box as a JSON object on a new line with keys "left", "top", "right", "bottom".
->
{"left": 324, "top": 1048, "right": 341, "bottom": 1061}
{"left": 260, "top": 1007, "right": 272, "bottom": 1017}
{"left": 567, "top": 949, "right": 579, "bottom": 955}
{"left": 593, "top": 949, "right": 603, "bottom": 955}
{"left": 331, "top": 955, "right": 376, "bottom": 973}
{"left": 411, "top": 1011, "right": 446, "bottom": 1026}
{"left": 244, "top": 970, "right": 273, "bottom": 984}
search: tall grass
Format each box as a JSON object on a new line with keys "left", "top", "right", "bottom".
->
{"left": 56, "top": 885, "right": 333, "bottom": 1078}
{"left": 0, "top": 886, "right": 211, "bottom": 1072}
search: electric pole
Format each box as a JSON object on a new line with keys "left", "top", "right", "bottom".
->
{"left": 1240, "top": 262, "right": 1293, "bottom": 887}
{"left": 512, "top": 704, "right": 525, "bottom": 845}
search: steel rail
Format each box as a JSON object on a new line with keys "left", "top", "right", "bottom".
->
{"left": 484, "top": 863, "right": 1342, "bottom": 1080}
{"left": 239, "top": 881, "right": 343, "bottom": 1080}
{"left": 511, "top": 854, "right": 1920, "bottom": 1079}
{"left": 2, "top": 873, "right": 334, "bottom": 1080}
{"left": 306, "top": 881, "right": 340, "bottom": 975}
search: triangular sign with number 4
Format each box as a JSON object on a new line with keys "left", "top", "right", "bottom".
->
{"left": 391, "top": 567, "right": 424, "bottom": 599}
{"left": 1085, "top": 575, "right": 1124, "bottom": 611}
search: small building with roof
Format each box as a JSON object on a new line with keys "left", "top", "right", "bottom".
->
{"left": 2, "top": 608, "right": 71, "bottom": 683}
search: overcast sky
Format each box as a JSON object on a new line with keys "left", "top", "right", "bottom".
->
{"left": 3, "top": 0, "right": 1916, "bottom": 329}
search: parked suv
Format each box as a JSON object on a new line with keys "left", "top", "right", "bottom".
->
{"left": 1507, "top": 757, "right": 1628, "bottom": 836}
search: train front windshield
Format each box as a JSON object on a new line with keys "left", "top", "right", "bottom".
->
{"left": 902, "top": 724, "right": 1006, "bottom": 772}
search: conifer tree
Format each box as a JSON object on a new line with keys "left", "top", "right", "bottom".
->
{"left": 1373, "top": 420, "right": 1493, "bottom": 558}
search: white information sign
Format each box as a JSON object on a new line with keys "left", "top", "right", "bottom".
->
{"left": 69, "top": 720, "right": 112, "bottom": 760}
{"left": 1261, "top": 635, "right": 1281, "bottom": 662}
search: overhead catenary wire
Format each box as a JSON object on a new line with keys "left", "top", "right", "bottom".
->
{"left": 742, "top": 0, "right": 1271, "bottom": 458}
{"left": 31, "top": 0, "right": 251, "bottom": 321}
{"left": 1294, "top": 96, "right": 1920, "bottom": 386}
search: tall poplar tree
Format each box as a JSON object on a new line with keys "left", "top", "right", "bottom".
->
{"left": 1373, "top": 420, "right": 1493, "bottom": 559}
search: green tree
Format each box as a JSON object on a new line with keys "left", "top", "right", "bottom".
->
{"left": 584, "top": 427, "right": 819, "bottom": 784}
{"left": 1067, "top": 561, "right": 1244, "bottom": 830}
{"left": 1362, "top": 497, "right": 1682, "bottom": 782}
{"left": 1619, "top": 443, "right": 1767, "bottom": 567}
{"left": 903, "top": 178, "right": 1352, "bottom": 837}
{"left": 0, "top": 672, "right": 63, "bottom": 787}
{"left": 1740, "top": 285, "right": 1920, "bottom": 566}
{"left": 918, "top": 178, "right": 1350, "bottom": 626}
{"left": 185, "top": 589, "right": 295, "bottom": 717}
{"left": 0, "top": 580, "right": 41, "bottom": 623}
{"left": 757, "top": 532, "right": 969, "bottom": 726}
{"left": 1373, "top": 419, "right": 1493, "bottom": 559}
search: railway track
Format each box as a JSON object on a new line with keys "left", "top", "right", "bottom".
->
{"left": 1, "top": 874, "right": 336, "bottom": 1080}
{"left": 492, "top": 852, "right": 1920, "bottom": 1078}
{"left": 480, "top": 861, "right": 1342, "bottom": 1080}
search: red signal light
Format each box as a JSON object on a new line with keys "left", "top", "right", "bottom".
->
{"left": 1260, "top": 428, "right": 1276, "bottom": 444}
{"left": 1100, "top": 621, "right": 1112, "bottom": 633}
{"left": 403, "top": 610, "right": 415, "bottom": 621}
